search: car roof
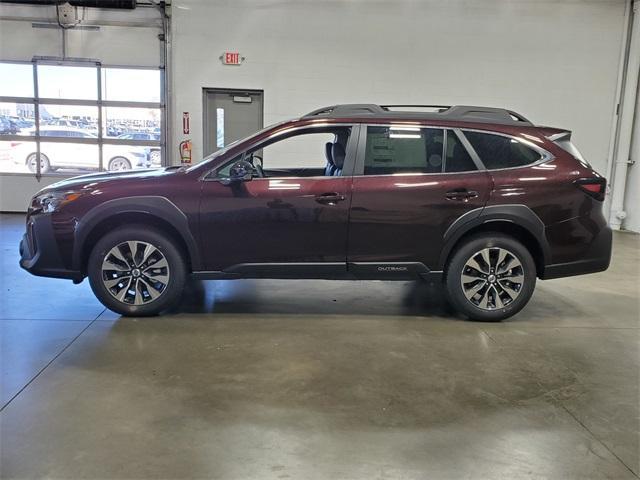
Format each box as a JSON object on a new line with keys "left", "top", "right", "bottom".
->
{"left": 37, "top": 126, "right": 97, "bottom": 136}
{"left": 40, "top": 125, "right": 85, "bottom": 131}
{"left": 302, "top": 104, "right": 533, "bottom": 127}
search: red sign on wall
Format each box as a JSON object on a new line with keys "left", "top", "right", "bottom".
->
{"left": 221, "top": 52, "right": 243, "bottom": 65}
{"left": 182, "top": 112, "right": 189, "bottom": 134}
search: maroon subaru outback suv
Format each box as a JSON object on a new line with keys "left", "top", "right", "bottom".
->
{"left": 20, "top": 104, "right": 611, "bottom": 321}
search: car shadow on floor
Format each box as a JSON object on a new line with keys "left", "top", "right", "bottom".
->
{"left": 169, "top": 278, "right": 459, "bottom": 319}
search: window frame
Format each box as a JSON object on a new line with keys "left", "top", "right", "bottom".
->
{"left": 457, "top": 128, "right": 554, "bottom": 171}
{"left": 203, "top": 123, "right": 360, "bottom": 182}
{"left": 0, "top": 59, "right": 165, "bottom": 177}
{"left": 353, "top": 124, "right": 485, "bottom": 177}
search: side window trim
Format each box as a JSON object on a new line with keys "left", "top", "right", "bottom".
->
{"left": 457, "top": 128, "right": 555, "bottom": 171}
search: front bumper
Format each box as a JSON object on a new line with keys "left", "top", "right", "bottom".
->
{"left": 19, "top": 214, "right": 82, "bottom": 281}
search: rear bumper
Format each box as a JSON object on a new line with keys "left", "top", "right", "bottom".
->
{"left": 540, "top": 225, "right": 612, "bottom": 280}
{"left": 19, "top": 214, "right": 82, "bottom": 281}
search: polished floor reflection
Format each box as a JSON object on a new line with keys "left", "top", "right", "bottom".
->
{"left": 1, "top": 213, "right": 638, "bottom": 479}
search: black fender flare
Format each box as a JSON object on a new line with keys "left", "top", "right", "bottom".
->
{"left": 72, "top": 196, "right": 201, "bottom": 272}
{"left": 438, "top": 204, "right": 550, "bottom": 270}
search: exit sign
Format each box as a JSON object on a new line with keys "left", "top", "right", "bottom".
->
{"left": 221, "top": 52, "right": 243, "bottom": 65}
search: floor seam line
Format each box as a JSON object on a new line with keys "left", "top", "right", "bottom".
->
{"left": 560, "top": 403, "right": 639, "bottom": 478}
{"left": 0, "top": 310, "right": 104, "bottom": 412}
{"left": 480, "top": 329, "right": 497, "bottom": 344}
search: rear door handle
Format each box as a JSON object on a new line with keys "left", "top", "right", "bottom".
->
{"left": 445, "top": 189, "right": 479, "bottom": 201}
{"left": 315, "top": 192, "right": 346, "bottom": 205}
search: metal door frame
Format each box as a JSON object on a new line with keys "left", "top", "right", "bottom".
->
{"left": 202, "top": 87, "right": 264, "bottom": 156}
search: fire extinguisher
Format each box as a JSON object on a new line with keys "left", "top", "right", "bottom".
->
{"left": 179, "top": 139, "right": 192, "bottom": 165}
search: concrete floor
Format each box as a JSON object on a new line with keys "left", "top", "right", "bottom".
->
{"left": 0, "top": 212, "right": 638, "bottom": 480}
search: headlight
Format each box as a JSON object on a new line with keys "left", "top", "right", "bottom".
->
{"left": 30, "top": 191, "right": 81, "bottom": 213}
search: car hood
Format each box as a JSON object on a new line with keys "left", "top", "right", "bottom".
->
{"left": 40, "top": 166, "right": 183, "bottom": 193}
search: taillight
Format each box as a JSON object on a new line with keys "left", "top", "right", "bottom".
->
{"left": 574, "top": 177, "right": 606, "bottom": 201}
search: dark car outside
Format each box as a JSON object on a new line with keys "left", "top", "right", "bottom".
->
{"left": 19, "top": 104, "right": 612, "bottom": 321}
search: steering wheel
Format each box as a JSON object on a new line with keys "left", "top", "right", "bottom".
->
{"left": 251, "top": 154, "right": 265, "bottom": 178}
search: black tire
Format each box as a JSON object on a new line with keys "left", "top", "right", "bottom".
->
{"left": 87, "top": 226, "right": 187, "bottom": 316}
{"left": 26, "top": 153, "right": 50, "bottom": 173}
{"left": 445, "top": 233, "right": 536, "bottom": 321}
{"left": 108, "top": 156, "right": 131, "bottom": 171}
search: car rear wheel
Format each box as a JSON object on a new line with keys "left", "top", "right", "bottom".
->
{"left": 108, "top": 156, "right": 131, "bottom": 171}
{"left": 88, "top": 226, "right": 186, "bottom": 316}
{"left": 445, "top": 233, "right": 536, "bottom": 321}
{"left": 150, "top": 149, "right": 161, "bottom": 165}
{"left": 26, "top": 153, "right": 50, "bottom": 173}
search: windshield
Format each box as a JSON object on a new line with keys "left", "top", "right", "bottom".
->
{"left": 186, "top": 119, "right": 291, "bottom": 172}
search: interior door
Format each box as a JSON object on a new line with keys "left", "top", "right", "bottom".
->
{"left": 347, "top": 126, "right": 491, "bottom": 272}
{"left": 203, "top": 89, "right": 263, "bottom": 156}
{"left": 199, "top": 125, "right": 358, "bottom": 276}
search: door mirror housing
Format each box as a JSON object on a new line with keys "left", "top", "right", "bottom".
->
{"left": 220, "top": 160, "right": 254, "bottom": 185}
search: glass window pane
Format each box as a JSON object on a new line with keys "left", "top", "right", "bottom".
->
{"left": 0, "top": 102, "right": 36, "bottom": 136}
{"left": 103, "top": 107, "right": 160, "bottom": 139}
{"left": 101, "top": 68, "right": 160, "bottom": 102}
{"left": 103, "top": 144, "right": 162, "bottom": 171}
{"left": 254, "top": 131, "right": 338, "bottom": 170}
{"left": 39, "top": 142, "right": 98, "bottom": 174}
{"left": 0, "top": 63, "right": 34, "bottom": 97}
{"left": 444, "top": 130, "right": 476, "bottom": 173}
{"left": 216, "top": 108, "right": 224, "bottom": 148}
{"left": 38, "top": 105, "right": 99, "bottom": 138}
{"left": 464, "top": 131, "right": 541, "bottom": 170}
{"left": 364, "top": 126, "right": 444, "bottom": 175}
{"left": 0, "top": 139, "right": 36, "bottom": 173}
{"left": 37, "top": 65, "right": 98, "bottom": 100}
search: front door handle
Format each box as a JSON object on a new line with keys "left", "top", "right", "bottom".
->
{"left": 315, "top": 192, "right": 346, "bottom": 205}
{"left": 445, "top": 189, "right": 479, "bottom": 201}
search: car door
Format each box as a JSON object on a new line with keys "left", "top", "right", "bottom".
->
{"left": 199, "top": 124, "right": 358, "bottom": 276}
{"left": 347, "top": 125, "right": 491, "bottom": 275}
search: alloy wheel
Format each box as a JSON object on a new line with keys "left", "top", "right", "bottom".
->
{"left": 109, "top": 158, "right": 131, "bottom": 171}
{"left": 101, "top": 241, "right": 170, "bottom": 305}
{"left": 460, "top": 247, "right": 524, "bottom": 310}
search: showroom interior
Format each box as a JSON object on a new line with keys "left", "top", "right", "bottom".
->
{"left": 0, "top": 0, "right": 639, "bottom": 478}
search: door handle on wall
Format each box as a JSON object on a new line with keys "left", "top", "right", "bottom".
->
{"left": 315, "top": 192, "right": 346, "bottom": 205}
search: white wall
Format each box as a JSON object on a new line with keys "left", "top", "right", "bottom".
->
{"left": 171, "top": 0, "right": 627, "bottom": 177}
{"left": 0, "top": 3, "right": 163, "bottom": 212}
{"left": 624, "top": 90, "right": 640, "bottom": 232}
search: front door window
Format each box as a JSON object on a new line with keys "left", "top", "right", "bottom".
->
{"left": 215, "top": 126, "right": 352, "bottom": 180}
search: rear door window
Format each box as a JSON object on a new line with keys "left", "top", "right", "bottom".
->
{"left": 364, "top": 126, "right": 444, "bottom": 175}
{"left": 463, "top": 131, "right": 541, "bottom": 170}
{"left": 444, "top": 130, "right": 477, "bottom": 173}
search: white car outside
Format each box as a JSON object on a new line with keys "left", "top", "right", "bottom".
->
{"left": 12, "top": 126, "right": 151, "bottom": 173}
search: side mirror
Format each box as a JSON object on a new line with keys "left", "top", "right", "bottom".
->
{"left": 220, "top": 160, "right": 254, "bottom": 185}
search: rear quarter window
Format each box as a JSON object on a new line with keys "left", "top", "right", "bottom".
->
{"left": 464, "top": 131, "right": 542, "bottom": 169}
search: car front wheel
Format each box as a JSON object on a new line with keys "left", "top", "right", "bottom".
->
{"left": 445, "top": 233, "right": 536, "bottom": 321}
{"left": 88, "top": 226, "right": 186, "bottom": 316}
